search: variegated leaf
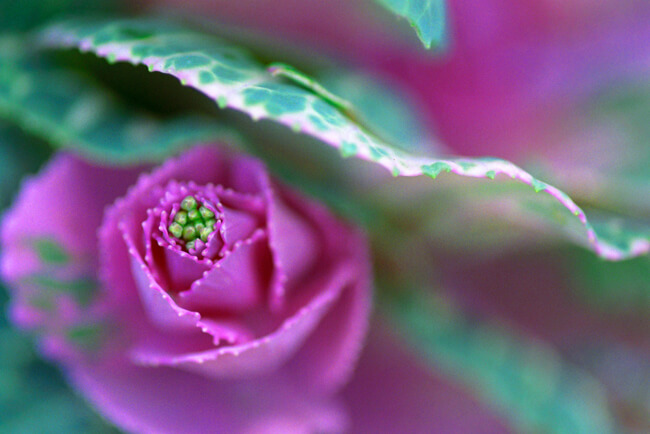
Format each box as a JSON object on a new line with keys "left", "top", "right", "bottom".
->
{"left": 0, "top": 37, "right": 235, "bottom": 165}
{"left": 40, "top": 18, "right": 649, "bottom": 260}
{"left": 375, "top": 0, "right": 447, "bottom": 49}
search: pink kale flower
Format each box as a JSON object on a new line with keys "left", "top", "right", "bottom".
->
{"left": 1, "top": 145, "right": 371, "bottom": 432}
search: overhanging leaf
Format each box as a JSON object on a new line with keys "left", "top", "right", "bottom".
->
{"left": 567, "top": 245, "right": 650, "bottom": 313}
{"left": 40, "top": 18, "right": 649, "bottom": 260}
{"left": 379, "top": 287, "right": 616, "bottom": 434}
{"left": 0, "top": 36, "right": 236, "bottom": 165}
{"left": 375, "top": 0, "right": 447, "bottom": 49}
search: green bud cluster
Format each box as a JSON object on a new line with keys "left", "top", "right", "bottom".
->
{"left": 168, "top": 195, "right": 217, "bottom": 250}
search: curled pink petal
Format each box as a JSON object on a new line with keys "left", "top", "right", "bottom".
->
{"left": 178, "top": 230, "right": 270, "bottom": 313}
{"left": 265, "top": 189, "right": 320, "bottom": 307}
{"left": 128, "top": 244, "right": 200, "bottom": 332}
{"left": 131, "top": 262, "right": 358, "bottom": 380}
{"left": 286, "top": 232, "right": 372, "bottom": 393}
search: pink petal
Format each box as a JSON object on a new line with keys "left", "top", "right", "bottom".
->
{"left": 253, "top": 170, "right": 325, "bottom": 309}
{"left": 178, "top": 230, "right": 270, "bottom": 313}
{"left": 131, "top": 263, "right": 356, "bottom": 380}
{"left": 67, "top": 361, "right": 347, "bottom": 434}
{"left": 159, "top": 242, "right": 210, "bottom": 291}
{"left": 127, "top": 236, "right": 201, "bottom": 332}
{"left": 285, "top": 233, "right": 372, "bottom": 393}
{"left": 226, "top": 155, "right": 268, "bottom": 195}
{"left": 219, "top": 202, "right": 264, "bottom": 252}
{"left": 265, "top": 190, "right": 320, "bottom": 305}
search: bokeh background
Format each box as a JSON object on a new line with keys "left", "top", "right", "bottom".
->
{"left": 1, "top": 0, "right": 648, "bottom": 432}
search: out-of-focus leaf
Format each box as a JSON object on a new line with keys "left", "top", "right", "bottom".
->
{"left": 379, "top": 286, "right": 615, "bottom": 434}
{"left": 0, "top": 123, "right": 50, "bottom": 209}
{"left": 566, "top": 245, "right": 650, "bottom": 313}
{"left": 591, "top": 83, "right": 650, "bottom": 184}
{"left": 0, "top": 37, "right": 237, "bottom": 165}
{"left": 529, "top": 82, "right": 650, "bottom": 219}
{"left": 41, "top": 18, "right": 649, "bottom": 260}
{"left": 0, "top": 0, "right": 119, "bottom": 33}
{"left": 375, "top": 0, "right": 447, "bottom": 49}
{"left": 567, "top": 341, "right": 650, "bottom": 433}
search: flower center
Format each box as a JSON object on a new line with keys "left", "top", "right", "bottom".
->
{"left": 168, "top": 195, "right": 217, "bottom": 251}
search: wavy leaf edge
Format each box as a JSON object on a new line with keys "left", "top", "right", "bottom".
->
{"left": 38, "top": 18, "right": 649, "bottom": 261}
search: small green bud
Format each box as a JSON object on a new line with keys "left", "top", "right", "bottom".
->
{"left": 199, "top": 206, "right": 214, "bottom": 220}
{"left": 180, "top": 196, "right": 197, "bottom": 211}
{"left": 182, "top": 226, "right": 198, "bottom": 241}
{"left": 168, "top": 223, "right": 183, "bottom": 238}
{"left": 205, "top": 218, "right": 216, "bottom": 230}
{"left": 174, "top": 211, "right": 188, "bottom": 225}
{"left": 200, "top": 227, "right": 212, "bottom": 242}
{"left": 188, "top": 208, "right": 201, "bottom": 222}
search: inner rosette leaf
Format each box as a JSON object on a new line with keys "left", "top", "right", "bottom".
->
{"left": 143, "top": 181, "right": 270, "bottom": 312}
{"left": 86, "top": 146, "right": 371, "bottom": 387}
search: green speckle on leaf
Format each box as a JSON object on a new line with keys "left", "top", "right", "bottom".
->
{"left": 269, "top": 62, "right": 352, "bottom": 114}
{"left": 165, "top": 54, "right": 211, "bottom": 70}
{"left": 308, "top": 114, "right": 328, "bottom": 131}
{"left": 243, "top": 85, "right": 307, "bottom": 116}
{"left": 66, "top": 323, "right": 107, "bottom": 351}
{"left": 311, "top": 99, "right": 346, "bottom": 127}
{"left": 531, "top": 179, "right": 547, "bottom": 193}
{"left": 29, "top": 238, "right": 69, "bottom": 264}
{"left": 457, "top": 162, "right": 476, "bottom": 171}
{"left": 25, "top": 274, "right": 97, "bottom": 306}
{"left": 199, "top": 70, "right": 215, "bottom": 84}
{"left": 97, "top": 26, "right": 154, "bottom": 44}
{"left": 340, "top": 141, "right": 358, "bottom": 158}
{"left": 422, "top": 162, "right": 452, "bottom": 179}
{"left": 211, "top": 65, "right": 247, "bottom": 83}
{"left": 369, "top": 146, "right": 389, "bottom": 161}
{"left": 377, "top": 0, "right": 448, "bottom": 49}
{"left": 216, "top": 95, "right": 227, "bottom": 109}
